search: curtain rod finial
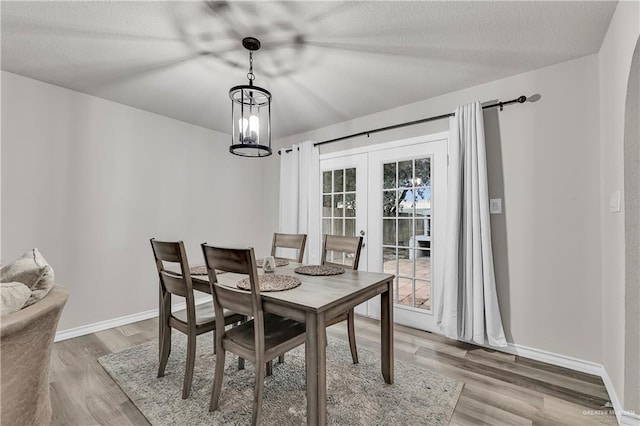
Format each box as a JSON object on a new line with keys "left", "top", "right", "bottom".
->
{"left": 517, "top": 96, "right": 527, "bottom": 103}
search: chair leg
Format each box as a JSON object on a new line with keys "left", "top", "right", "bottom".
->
{"left": 252, "top": 359, "right": 266, "bottom": 426}
{"left": 182, "top": 332, "right": 197, "bottom": 399}
{"left": 278, "top": 354, "right": 285, "bottom": 364}
{"left": 157, "top": 324, "right": 171, "bottom": 378}
{"left": 235, "top": 319, "right": 245, "bottom": 370}
{"left": 347, "top": 309, "right": 359, "bottom": 364}
{"left": 209, "top": 347, "right": 226, "bottom": 411}
{"left": 266, "top": 360, "right": 273, "bottom": 376}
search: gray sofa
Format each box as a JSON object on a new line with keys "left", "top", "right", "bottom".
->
{"left": 1, "top": 285, "right": 69, "bottom": 425}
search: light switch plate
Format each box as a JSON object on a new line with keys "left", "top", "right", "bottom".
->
{"left": 490, "top": 198, "right": 502, "bottom": 214}
{"left": 610, "top": 191, "right": 621, "bottom": 213}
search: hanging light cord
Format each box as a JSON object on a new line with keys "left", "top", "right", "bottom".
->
{"left": 247, "top": 51, "right": 255, "bottom": 86}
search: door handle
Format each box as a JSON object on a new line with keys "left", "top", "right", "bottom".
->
{"left": 360, "top": 230, "right": 366, "bottom": 236}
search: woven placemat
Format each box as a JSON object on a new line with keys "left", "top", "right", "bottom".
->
{"left": 179, "top": 265, "right": 226, "bottom": 276}
{"left": 236, "top": 274, "right": 301, "bottom": 292}
{"left": 256, "top": 258, "right": 289, "bottom": 268}
{"left": 189, "top": 265, "right": 208, "bottom": 275}
{"left": 294, "top": 265, "right": 345, "bottom": 276}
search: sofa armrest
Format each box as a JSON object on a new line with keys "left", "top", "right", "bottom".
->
{"left": 1, "top": 284, "right": 69, "bottom": 426}
{"left": 1, "top": 285, "right": 69, "bottom": 337}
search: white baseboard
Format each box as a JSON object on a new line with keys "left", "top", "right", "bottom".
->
{"left": 54, "top": 297, "right": 210, "bottom": 342}
{"left": 505, "top": 341, "right": 603, "bottom": 376}
{"left": 459, "top": 337, "right": 603, "bottom": 376}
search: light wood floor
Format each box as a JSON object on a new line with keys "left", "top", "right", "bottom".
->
{"left": 50, "top": 316, "right": 617, "bottom": 425}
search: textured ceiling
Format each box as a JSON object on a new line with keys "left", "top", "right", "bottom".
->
{"left": 1, "top": 1, "right": 616, "bottom": 139}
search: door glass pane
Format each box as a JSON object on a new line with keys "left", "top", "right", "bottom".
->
{"left": 383, "top": 162, "right": 396, "bottom": 189}
{"left": 398, "top": 189, "right": 413, "bottom": 215}
{"left": 415, "top": 250, "right": 430, "bottom": 281}
{"left": 398, "top": 248, "right": 410, "bottom": 267}
{"left": 345, "top": 193, "right": 356, "bottom": 217}
{"left": 415, "top": 280, "right": 430, "bottom": 310}
{"left": 323, "top": 171, "right": 332, "bottom": 193}
{"left": 334, "top": 194, "right": 344, "bottom": 217}
{"left": 383, "top": 190, "right": 397, "bottom": 217}
{"left": 383, "top": 219, "right": 396, "bottom": 245}
{"left": 333, "top": 218, "right": 343, "bottom": 236}
{"left": 323, "top": 195, "right": 331, "bottom": 217}
{"left": 345, "top": 168, "right": 356, "bottom": 191}
{"left": 397, "top": 219, "right": 412, "bottom": 247}
{"left": 415, "top": 158, "right": 430, "bottom": 187}
{"left": 380, "top": 157, "right": 433, "bottom": 311}
{"left": 344, "top": 219, "right": 356, "bottom": 237}
{"left": 322, "top": 166, "right": 358, "bottom": 265}
{"left": 383, "top": 247, "right": 397, "bottom": 275}
{"left": 397, "top": 277, "right": 413, "bottom": 306}
{"left": 333, "top": 169, "right": 344, "bottom": 192}
{"left": 398, "top": 160, "right": 413, "bottom": 188}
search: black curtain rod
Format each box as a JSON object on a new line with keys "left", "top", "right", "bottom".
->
{"left": 278, "top": 95, "right": 527, "bottom": 155}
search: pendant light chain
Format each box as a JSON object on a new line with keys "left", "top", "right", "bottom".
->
{"left": 247, "top": 51, "right": 255, "bottom": 85}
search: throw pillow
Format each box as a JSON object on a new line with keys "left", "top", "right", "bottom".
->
{"left": 0, "top": 248, "right": 55, "bottom": 307}
{"left": 0, "top": 282, "right": 32, "bottom": 315}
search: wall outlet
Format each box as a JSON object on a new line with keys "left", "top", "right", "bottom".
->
{"left": 490, "top": 198, "right": 502, "bottom": 214}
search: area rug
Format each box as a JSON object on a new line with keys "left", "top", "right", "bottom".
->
{"left": 99, "top": 333, "right": 463, "bottom": 425}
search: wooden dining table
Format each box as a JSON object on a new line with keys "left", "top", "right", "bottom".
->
{"left": 186, "top": 262, "right": 395, "bottom": 426}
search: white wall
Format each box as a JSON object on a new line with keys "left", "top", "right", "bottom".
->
{"left": 598, "top": 0, "right": 640, "bottom": 415}
{"left": 1, "top": 71, "right": 271, "bottom": 331}
{"left": 623, "top": 41, "right": 640, "bottom": 417}
{"left": 270, "top": 54, "right": 604, "bottom": 364}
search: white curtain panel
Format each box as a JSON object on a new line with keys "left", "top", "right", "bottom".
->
{"left": 437, "top": 102, "right": 507, "bottom": 347}
{"left": 278, "top": 141, "right": 320, "bottom": 263}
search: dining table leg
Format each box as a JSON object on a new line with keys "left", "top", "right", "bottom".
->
{"left": 381, "top": 278, "right": 394, "bottom": 384}
{"left": 305, "top": 311, "right": 327, "bottom": 425}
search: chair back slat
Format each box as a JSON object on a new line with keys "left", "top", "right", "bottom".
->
{"left": 271, "top": 233, "right": 307, "bottom": 263}
{"left": 207, "top": 249, "right": 254, "bottom": 275}
{"left": 150, "top": 239, "right": 195, "bottom": 308}
{"left": 160, "top": 271, "right": 189, "bottom": 298}
{"left": 211, "top": 285, "right": 254, "bottom": 316}
{"left": 201, "top": 245, "right": 263, "bottom": 325}
{"left": 151, "top": 240, "right": 183, "bottom": 263}
{"left": 321, "top": 235, "right": 363, "bottom": 271}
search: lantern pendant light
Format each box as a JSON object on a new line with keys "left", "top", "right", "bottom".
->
{"left": 229, "top": 37, "right": 272, "bottom": 157}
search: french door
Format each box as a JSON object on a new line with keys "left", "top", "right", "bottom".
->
{"left": 319, "top": 154, "right": 369, "bottom": 315}
{"left": 318, "top": 134, "right": 447, "bottom": 332}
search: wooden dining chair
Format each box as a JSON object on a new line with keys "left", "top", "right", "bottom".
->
{"left": 269, "top": 232, "right": 307, "bottom": 367}
{"left": 150, "top": 239, "right": 244, "bottom": 399}
{"left": 270, "top": 232, "right": 307, "bottom": 263}
{"left": 322, "top": 234, "right": 364, "bottom": 364}
{"left": 277, "top": 234, "right": 364, "bottom": 368}
{"left": 201, "top": 244, "right": 306, "bottom": 426}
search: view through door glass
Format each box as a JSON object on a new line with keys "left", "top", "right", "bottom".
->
{"left": 322, "top": 167, "right": 357, "bottom": 267}
{"left": 382, "top": 158, "right": 432, "bottom": 311}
